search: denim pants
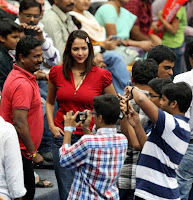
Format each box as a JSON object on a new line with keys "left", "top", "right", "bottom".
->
{"left": 176, "top": 144, "right": 193, "bottom": 200}
{"left": 103, "top": 51, "right": 131, "bottom": 95}
{"left": 52, "top": 134, "right": 82, "bottom": 200}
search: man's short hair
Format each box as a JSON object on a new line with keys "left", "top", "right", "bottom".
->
{"left": 0, "top": 18, "right": 22, "bottom": 38}
{"left": 93, "top": 94, "right": 120, "bottom": 125}
{"left": 162, "top": 82, "right": 192, "bottom": 113}
{"left": 19, "top": 0, "right": 42, "bottom": 13}
{"left": 148, "top": 78, "right": 173, "bottom": 98}
{"left": 188, "top": 41, "right": 193, "bottom": 59}
{"left": 15, "top": 36, "right": 42, "bottom": 61}
{"left": 132, "top": 58, "right": 158, "bottom": 85}
{"left": 147, "top": 45, "right": 176, "bottom": 65}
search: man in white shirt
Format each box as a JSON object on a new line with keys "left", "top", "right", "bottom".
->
{"left": 173, "top": 41, "right": 193, "bottom": 200}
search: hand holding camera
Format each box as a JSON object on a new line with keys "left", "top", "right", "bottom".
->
{"left": 20, "top": 23, "right": 45, "bottom": 42}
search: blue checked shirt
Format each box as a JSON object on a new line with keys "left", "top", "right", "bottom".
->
{"left": 59, "top": 128, "right": 128, "bottom": 200}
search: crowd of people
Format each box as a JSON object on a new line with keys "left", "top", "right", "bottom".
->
{"left": 0, "top": 0, "right": 193, "bottom": 200}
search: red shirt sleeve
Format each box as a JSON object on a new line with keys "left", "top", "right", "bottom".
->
{"left": 102, "top": 69, "right": 112, "bottom": 89}
{"left": 12, "top": 82, "right": 33, "bottom": 110}
{"left": 49, "top": 65, "right": 60, "bottom": 85}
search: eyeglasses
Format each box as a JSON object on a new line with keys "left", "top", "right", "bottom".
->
{"left": 21, "top": 13, "right": 40, "bottom": 19}
{"left": 148, "top": 93, "right": 160, "bottom": 98}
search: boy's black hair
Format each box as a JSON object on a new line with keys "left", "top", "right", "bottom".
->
{"left": 19, "top": 0, "right": 42, "bottom": 13}
{"left": 0, "top": 18, "right": 22, "bottom": 38}
{"left": 162, "top": 82, "right": 192, "bottom": 113}
{"left": 93, "top": 94, "right": 120, "bottom": 125}
{"left": 147, "top": 45, "right": 176, "bottom": 65}
{"left": 148, "top": 78, "right": 173, "bottom": 98}
{"left": 187, "top": 41, "right": 193, "bottom": 59}
{"left": 132, "top": 58, "right": 158, "bottom": 85}
{"left": 16, "top": 36, "right": 42, "bottom": 61}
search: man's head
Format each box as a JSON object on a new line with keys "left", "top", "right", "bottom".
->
{"left": 147, "top": 78, "right": 173, "bottom": 108}
{"left": 16, "top": 36, "right": 43, "bottom": 74}
{"left": 54, "top": 0, "right": 74, "bottom": 13}
{"left": 188, "top": 41, "right": 193, "bottom": 68}
{"left": 0, "top": 18, "right": 22, "bottom": 51}
{"left": 132, "top": 58, "right": 158, "bottom": 85}
{"left": 19, "top": 0, "right": 42, "bottom": 25}
{"left": 93, "top": 94, "right": 120, "bottom": 128}
{"left": 147, "top": 45, "right": 176, "bottom": 79}
{"left": 160, "top": 82, "right": 192, "bottom": 114}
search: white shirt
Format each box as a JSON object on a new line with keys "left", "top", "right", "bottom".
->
{"left": 173, "top": 69, "right": 193, "bottom": 138}
{"left": 0, "top": 117, "right": 26, "bottom": 200}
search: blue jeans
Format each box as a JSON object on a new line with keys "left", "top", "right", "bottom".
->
{"left": 103, "top": 51, "right": 131, "bottom": 95}
{"left": 38, "top": 81, "right": 53, "bottom": 153}
{"left": 169, "top": 44, "right": 184, "bottom": 79}
{"left": 52, "top": 134, "right": 82, "bottom": 200}
{"left": 176, "top": 144, "right": 193, "bottom": 200}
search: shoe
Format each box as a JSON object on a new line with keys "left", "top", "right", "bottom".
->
{"left": 39, "top": 152, "right": 53, "bottom": 162}
{"left": 36, "top": 178, "right": 53, "bottom": 188}
{"left": 34, "top": 160, "right": 54, "bottom": 169}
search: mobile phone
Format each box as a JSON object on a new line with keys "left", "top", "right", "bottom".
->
{"left": 75, "top": 112, "right": 87, "bottom": 123}
{"left": 109, "top": 35, "right": 119, "bottom": 41}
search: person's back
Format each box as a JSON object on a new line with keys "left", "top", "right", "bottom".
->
{"left": 0, "top": 116, "right": 26, "bottom": 200}
{"left": 59, "top": 94, "right": 128, "bottom": 199}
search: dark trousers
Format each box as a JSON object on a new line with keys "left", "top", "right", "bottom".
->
{"left": 22, "top": 154, "right": 35, "bottom": 200}
{"left": 119, "top": 188, "right": 135, "bottom": 200}
{"left": 135, "top": 196, "right": 146, "bottom": 200}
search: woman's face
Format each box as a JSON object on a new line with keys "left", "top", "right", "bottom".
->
{"left": 74, "top": 0, "right": 91, "bottom": 12}
{"left": 71, "top": 38, "right": 89, "bottom": 64}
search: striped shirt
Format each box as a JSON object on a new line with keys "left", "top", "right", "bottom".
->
{"left": 59, "top": 128, "right": 128, "bottom": 200}
{"left": 135, "top": 109, "right": 191, "bottom": 200}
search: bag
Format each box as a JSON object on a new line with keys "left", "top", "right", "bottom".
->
{"left": 113, "top": 46, "right": 139, "bottom": 65}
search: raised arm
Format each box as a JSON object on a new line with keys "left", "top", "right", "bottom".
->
{"left": 125, "top": 86, "right": 158, "bottom": 124}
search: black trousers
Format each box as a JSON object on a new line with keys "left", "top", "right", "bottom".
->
{"left": 135, "top": 196, "right": 146, "bottom": 200}
{"left": 22, "top": 154, "right": 35, "bottom": 200}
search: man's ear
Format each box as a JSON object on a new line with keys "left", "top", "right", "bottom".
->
{"left": 19, "top": 54, "right": 25, "bottom": 63}
{"left": 0, "top": 35, "right": 6, "bottom": 43}
{"left": 170, "top": 100, "right": 178, "bottom": 109}
{"left": 98, "top": 115, "right": 103, "bottom": 123}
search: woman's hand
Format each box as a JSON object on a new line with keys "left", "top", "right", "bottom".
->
{"left": 50, "top": 125, "right": 64, "bottom": 138}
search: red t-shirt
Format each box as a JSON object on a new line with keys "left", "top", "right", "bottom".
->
{"left": 49, "top": 65, "right": 112, "bottom": 135}
{"left": 0, "top": 64, "right": 44, "bottom": 157}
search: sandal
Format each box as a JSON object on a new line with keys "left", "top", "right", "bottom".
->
{"left": 35, "top": 178, "right": 53, "bottom": 188}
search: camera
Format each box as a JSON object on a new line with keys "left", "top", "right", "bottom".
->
{"left": 24, "top": 28, "right": 37, "bottom": 37}
{"left": 75, "top": 112, "right": 87, "bottom": 123}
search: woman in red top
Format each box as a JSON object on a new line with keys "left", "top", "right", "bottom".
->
{"left": 46, "top": 30, "right": 116, "bottom": 200}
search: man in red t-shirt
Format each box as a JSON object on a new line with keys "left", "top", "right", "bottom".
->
{"left": 0, "top": 36, "right": 44, "bottom": 200}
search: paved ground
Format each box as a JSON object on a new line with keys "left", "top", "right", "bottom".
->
{"left": 34, "top": 169, "right": 60, "bottom": 200}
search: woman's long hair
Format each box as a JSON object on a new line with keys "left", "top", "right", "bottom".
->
{"left": 62, "top": 30, "right": 94, "bottom": 80}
